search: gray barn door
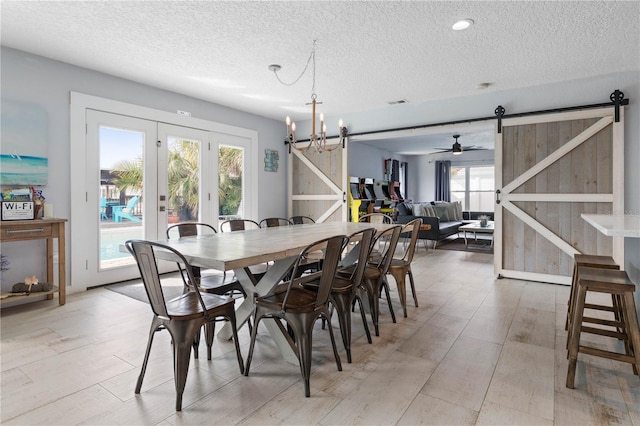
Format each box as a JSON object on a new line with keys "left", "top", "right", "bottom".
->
{"left": 288, "top": 139, "right": 348, "bottom": 223}
{"left": 494, "top": 107, "right": 624, "bottom": 284}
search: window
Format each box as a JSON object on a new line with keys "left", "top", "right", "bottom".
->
{"left": 450, "top": 165, "right": 494, "bottom": 211}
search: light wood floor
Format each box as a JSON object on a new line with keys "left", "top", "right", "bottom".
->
{"left": 2, "top": 248, "right": 639, "bottom": 425}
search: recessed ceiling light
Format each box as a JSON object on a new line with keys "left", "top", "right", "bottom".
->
{"left": 452, "top": 19, "right": 474, "bottom": 31}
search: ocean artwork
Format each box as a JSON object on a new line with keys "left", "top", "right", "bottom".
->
{"left": 0, "top": 155, "right": 48, "bottom": 185}
{"left": 0, "top": 100, "right": 49, "bottom": 185}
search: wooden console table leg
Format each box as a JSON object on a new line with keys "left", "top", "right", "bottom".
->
{"left": 47, "top": 237, "right": 54, "bottom": 300}
{"left": 57, "top": 222, "right": 66, "bottom": 305}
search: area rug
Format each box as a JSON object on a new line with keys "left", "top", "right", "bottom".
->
{"left": 435, "top": 236, "right": 494, "bottom": 253}
{"left": 105, "top": 276, "right": 185, "bottom": 304}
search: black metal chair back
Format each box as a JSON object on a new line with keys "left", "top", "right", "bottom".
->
{"left": 289, "top": 215, "right": 316, "bottom": 225}
{"left": 166, "top": 222, "right": 216, "bottom": 239}
{"left": 259, "top": 217, "right": 292, "bottom": 228}
{"left": 219, "top": 219, "right": 260, "bottom": 232}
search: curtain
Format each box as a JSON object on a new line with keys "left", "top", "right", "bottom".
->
{"left": 434, "top": 160, "right": 451, "bottom": 201}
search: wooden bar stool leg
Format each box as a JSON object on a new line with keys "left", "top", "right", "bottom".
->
{"left": 621, "top": 292, "right": 640, "bottom": 375}
{"left": 565, "top": 263, "right": 579, "bottom": 331}
{"left": 567, "top": 284, "right": 588, "bottom": 389}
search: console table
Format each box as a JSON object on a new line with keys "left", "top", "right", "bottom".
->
{"left": 0, "top": 218, "right": 67, "bottom": 306}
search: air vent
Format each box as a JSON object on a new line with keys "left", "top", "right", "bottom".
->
{"left": 387, "top": 99, "right": 408, "bottom": 105}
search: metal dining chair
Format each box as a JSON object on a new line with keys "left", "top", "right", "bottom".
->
{"left": 125, "top": 239, "right": 244, "bottom": 411}
{"left": 385, "top": 218, "right": 422, "bottom": 318}
{"left": 259, "top": 217, "right": 292, "bottom": 228}
{"left": 303, "top": 227, "right": 376, "bottom": 362}
{"left": 219, "top": 219, "right": 260, "bottom": 232}
{"left": 359, "top": 225, "right": 402, "bottom": 336}
{"left": 219, "top": 218, "right": 267, "bottom": 279}
{"left": 244, "top": 234, "right": 349, "bottom": 397}
{"left": 289, "top": 215, "right": 316, "bottom": 225}
{"left": 359, "top": 212, "right": 393, "bottom": 224}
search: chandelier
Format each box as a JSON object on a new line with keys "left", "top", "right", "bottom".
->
{"left": 269, "top": 40, "right": 347, "bottom": 153}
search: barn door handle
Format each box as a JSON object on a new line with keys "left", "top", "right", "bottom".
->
{"left": 343, "top": 192, "right": 346, "bottom": 203}
{"left": 495, "top": 189, "right": 501, "bottom": 205}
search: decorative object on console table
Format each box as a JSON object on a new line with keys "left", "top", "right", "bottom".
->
{"left": 479, "top": 215, "right": 489, "bottom": 227}
{"left": 0, "top": 218, "right": 67, "bottom": 306}
{"left": 11, "top": 275, "right": 53, "bottom": 294}
{"left": 1, "top": 201, "right": 35, "bottom": 220}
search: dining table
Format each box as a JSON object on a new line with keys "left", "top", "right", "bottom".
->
{"left": 150, "top": 221, "right": 396, "bottom": 363}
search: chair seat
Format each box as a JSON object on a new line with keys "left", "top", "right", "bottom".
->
{"left": 339, "top": 263, "right": 381, "bottom": 280}
{"left": 302, "top": 275, "right": 352, "bottom": 294}
{"left": 257, "top": 287, "right": 320, "bottom": 312}
{"left": 198, "top": 274, "right": 243, "bottom": 294}
{"left": 166, "top": 292, "right": 234, "bottom": 319}
{"left": 363, "top": 264, "right": 383, "bottom": 280}
{"left": 389, "top": 258, "right": 409, "bottom": 268}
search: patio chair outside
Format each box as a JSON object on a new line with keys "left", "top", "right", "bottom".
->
{"left": 113, "top": 196, "right": 141, "bottom": 222}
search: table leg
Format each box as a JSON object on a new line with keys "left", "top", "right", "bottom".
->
{"left": 218, "top": 256, "right": 299, "bottom": 364}
{"left": 464, "top": 230, "right": 468, "bottom": 247}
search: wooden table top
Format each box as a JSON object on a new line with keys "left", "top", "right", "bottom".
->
{"left": 156, "top": 221, "right": 396, "bottom": 271}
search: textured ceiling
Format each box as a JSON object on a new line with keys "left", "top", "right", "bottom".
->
{"left": 2, "top": 1, "right": 639, "bottom": 154}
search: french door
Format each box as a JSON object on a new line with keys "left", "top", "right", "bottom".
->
{"left": 74, "top": 110, "right": 252, "bottom": 288}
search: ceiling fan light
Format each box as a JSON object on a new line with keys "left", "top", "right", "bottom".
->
{"left": 452, "top": 141, "right": 463, "bottom": 155}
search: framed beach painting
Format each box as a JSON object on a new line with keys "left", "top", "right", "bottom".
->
{"left": 0, "top": 100, "right": 48, "bottom": 185}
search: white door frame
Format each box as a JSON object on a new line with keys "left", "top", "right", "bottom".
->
{"left": 70, "top": 92, "right": 258, "bottom": 292}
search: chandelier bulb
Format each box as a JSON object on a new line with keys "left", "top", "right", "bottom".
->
{"left": 286, "top": 116, "right": 291, "bottom": 126}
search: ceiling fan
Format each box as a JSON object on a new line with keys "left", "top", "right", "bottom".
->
{"left": 434, "top": 134, "right": 487, "bottom": 155}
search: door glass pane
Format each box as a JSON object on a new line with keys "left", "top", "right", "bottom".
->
{"left": 167, "top": 137, "right": 201, "bottom": 225}
{"left": 469, "top": 166, "right": 494, "bottom": 190}
{"left": 219, "top": 145, "right": 244, "bottom": 221}
{"left": 451, "top": 167, "right": 466, "bottom": 209}
{"left": 99, "top": 127, "right": 144, "bottom": 269}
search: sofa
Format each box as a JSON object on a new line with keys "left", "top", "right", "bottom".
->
{"left": 396, "top": 201, "right": 494, "bottom": 248}
{"left": 396, "top": 201, "right": 464, "bottom": 248}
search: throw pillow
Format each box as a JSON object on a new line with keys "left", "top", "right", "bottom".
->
{"left": 455, "top": 201, "right": 463, "bottom": 220}
{"left": 432, "top": 205, "right": 450, "bottom": 222}
{"left": 445, "top": 202, "right": 457, "bottom": 221}
{"left": 421, "top": 205, "right": 436, "bottom": 217}
{"left": 412, "top": 203, "right": 423, "bottom": 216}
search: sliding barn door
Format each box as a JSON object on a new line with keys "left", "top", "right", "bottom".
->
{"left": 495, "top": 107, "right": 624, "bottom": 285}
{"left": 288, "top": 139, "right": 348, "bottom": 223}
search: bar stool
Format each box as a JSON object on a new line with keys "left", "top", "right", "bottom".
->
{"left": 565, "top": 254, "right": 620, "bottom": 347}
{"left": 566, "top": 266, "right": 640, "bottom": 389}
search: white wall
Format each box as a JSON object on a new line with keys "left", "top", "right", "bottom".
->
{"left": 347, "top": 143, "right": 406, "bottom": 182}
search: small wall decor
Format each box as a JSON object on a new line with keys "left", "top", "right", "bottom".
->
{"left": 264, "top": 149, "right": 279, "bottom": 172}
{"left": 0, "top": 100, "right": 49, "bottom": 185}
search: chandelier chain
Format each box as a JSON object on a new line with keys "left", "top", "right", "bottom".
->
{"left": 272, "top": 40, "right": 317, "bottom": 91}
